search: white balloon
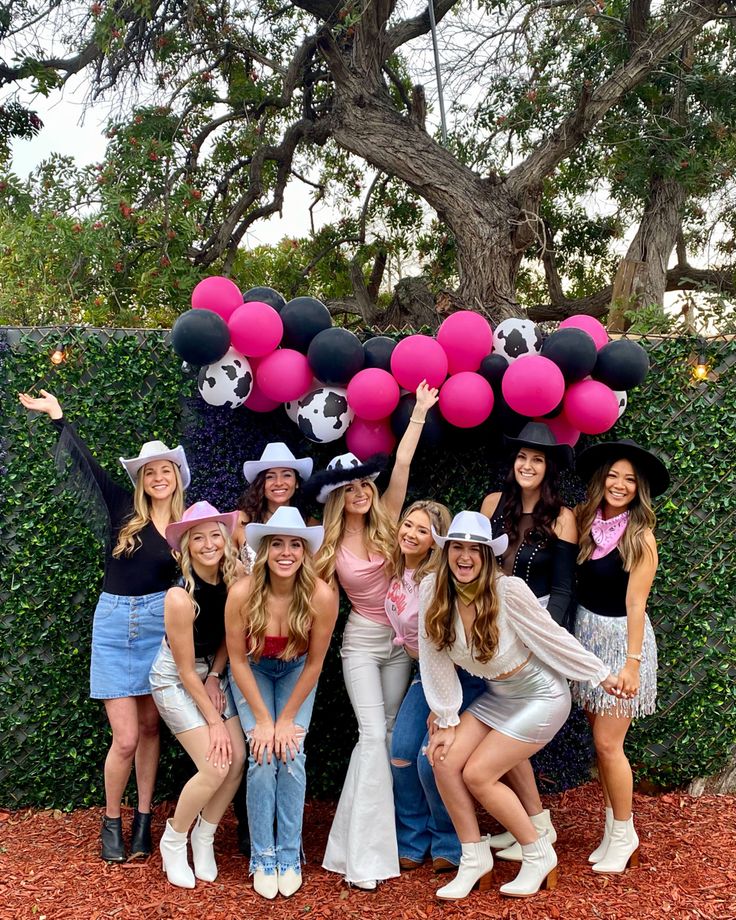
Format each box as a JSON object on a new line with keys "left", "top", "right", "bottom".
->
{"left": 197, "top": 347, "right": 253, "bottom": 408}
{"left": 492, "top": 318, "right": 542, "bottom": 364}
{"left": 296, "top": 386, "right": 354, "bottom": 443}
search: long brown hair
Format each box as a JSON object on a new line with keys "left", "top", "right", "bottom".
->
{"left": 424, "top": 543, "right": 501, "bottom": 664}
{"left": 577, "top": 459, "right": 656, "bottom": 571}
{"left": 240, "top": 536, "right": 317, "bottom": 662}
{"left": 315, "top": 480, "right": 395, "bottom": 585}
{"left": 237, "top": 469, "right": 307, "bottom": 524}
{"left": 113, "top": 463, "right": 185, "bottom": 557}
{"left": 502, "top": 451, "right": 563, "bottom": 544}
{"left": 178, "top": 523, "right": 239, "bottom": 617}
{"left": 392, "top": 500, "right": 451, "bottom": 585}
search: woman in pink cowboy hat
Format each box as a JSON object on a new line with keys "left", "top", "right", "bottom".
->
{"left": 18, "top": 388, "right": 189, "bottom": 863}
{"left": 149, "top": 501, "right": 246, "bottom": 889}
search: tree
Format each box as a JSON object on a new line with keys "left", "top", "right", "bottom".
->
{"left": 3, "top": 0, "right": 735, "bottom": 327}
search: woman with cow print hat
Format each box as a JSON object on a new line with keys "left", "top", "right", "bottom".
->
{"left": 311, "top": 381, "right": 438, "bottom": 890}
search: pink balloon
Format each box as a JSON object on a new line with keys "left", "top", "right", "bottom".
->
{"left": 536, "top": 412, "right": 581, "bottom": 447}
{"left": 559, "top": 315, "right": 609, "bottom": 350}
{"left": 191, "top": 276, "right": 243, "bottom": 322}
{"left": 438, "top": 372, "right": 494, "bottom": 428}
{"left": 256, "top": 349, "right": 313, "bottom": 403}
{"left": 501, "top": 355, "right": 565, "bottom": 417}
{"left": 437, "top": 311, "right": 493, "bottom": 374}
{"left": 243, "top": 367, "right": 280, "bottom": 413}
{"left": 346, "top": 417, "right": 397, "bottom": 460}
{"left": 391, "top": 335, "right": 448, "bottom": 391}
{"left": 563, "top": 379, "right": 619, "bottom": 434}
{"left": 228, "top": 301, "right": 283, "bottom": 357}
{"left": 346, "top": 368, "right": 400, "bottom": 421}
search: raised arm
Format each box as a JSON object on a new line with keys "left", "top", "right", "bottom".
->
{"left": 166, "top": 587, "right": 232, "bottom": 769}
{"left": 546, "top": 506, "right": 578, "bottom": 627}
{"left": 273, "top": 579, "right": 339, "bottom": 762}
{"left": 381, "top": 381, "right": 439, "bottom": 521}
{"left": 619, "top": 530, "right": 658, "bottom": 699}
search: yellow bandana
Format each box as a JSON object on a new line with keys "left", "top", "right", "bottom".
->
{"left": 452, "top": 577, "right": 481, "bottom": 606}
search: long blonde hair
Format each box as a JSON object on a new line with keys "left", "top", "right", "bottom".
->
{"left": 179, "top": 523, "right": 239, "bottom": 616}
{"left": 240, "top": 536, "right": 317, "bottom": 662}
{"left": 314, "top": 480, "right": 396, "bottom": 585}
{"left": 392, "top": 500, "right": 452, "bottom": 585}
{"left": 424, "top": 543, "right": 501, "bottom": 664}
{"left": 113, "top": 463, "right": 185, "bottom": 557}
{"left": 577, "top": 460, "right": 656, "bottom": 572}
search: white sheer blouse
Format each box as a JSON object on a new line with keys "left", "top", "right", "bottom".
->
{"left": 418, "top": 573, "right": 610, "bottom": 728}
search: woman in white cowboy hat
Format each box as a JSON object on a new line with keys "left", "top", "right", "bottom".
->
{"left": 18, "top": 388, "right": 190, "bottom": 863}
{"left": 572, "top": 440, "right": 669, "bottom": 875}
{"left": 149, "top": 501, "right": 246, "bottom": 889}
{"left": 421, "top": 511, "right": 620, "bottom": 900}
{"left": 478, "top": 421, "right": 577, "bottom": 861}
{"left": 224, "top": 507, "right": 337, "bottom": 899}
{"left": 314, "top": 380, "right": 439, "bottom": 890}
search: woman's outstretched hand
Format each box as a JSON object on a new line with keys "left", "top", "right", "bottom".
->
{"left": 414, "top": 380, "right": 440, "bottom": 416}
{"left": 206, "top": 719, "right": 233, "bottom": 770}
{"left": 18, "top": 389, "right": 63, "bottom": 420}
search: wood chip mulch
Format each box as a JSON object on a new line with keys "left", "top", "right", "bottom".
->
{"left": 1, "top": 783, "right": 735, "bottom": 920}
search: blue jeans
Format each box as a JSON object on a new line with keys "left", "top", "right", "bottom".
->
{"left": 229, "top": 654, "right": 317, "bottom": 875}
{"left": 392, "top": 665, "right": 485, "bottom": 864}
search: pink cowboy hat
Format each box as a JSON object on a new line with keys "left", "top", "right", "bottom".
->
{"left": 165, "top": 501, "right": 239, "bottom": 552}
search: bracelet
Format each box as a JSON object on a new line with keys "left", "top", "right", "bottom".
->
{"left": 206, "top": 671, "right": 222, "bottom": 680}
{"left": 409, "top": 416, "right": 426, "bottom": 425}
{"left": 626, "top": 654, "right": 642, "bottom": 662}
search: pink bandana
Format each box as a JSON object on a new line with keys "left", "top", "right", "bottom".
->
{"left": 591, "top": 507, "right": 629, "bottom": 559}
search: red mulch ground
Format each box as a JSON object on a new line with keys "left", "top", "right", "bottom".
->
{"left": 1, "top": 784, "right": 734, "bottom": 920}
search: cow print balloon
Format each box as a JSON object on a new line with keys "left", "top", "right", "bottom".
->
{"left": 492, "top": 319, "right": 542, "bottom": 364}
{"left": 614, "top": 389, "right": 627, "bottom": 419}
{"left": 197, "top": 347, "right": 253, "bottom": 408}
{"left": 296, "top": 386, "right": 354, "bottom": 443}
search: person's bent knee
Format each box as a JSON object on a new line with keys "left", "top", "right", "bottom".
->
{"left": 198, "top": 759, "right": 229, "bottom": 789}
{"left": 391, "top": 758, "right": 412, "bottom": 768}
{"left": 594, "top": 733, "right": 626, "bottom": 761}
{"left": 110, "top": 729, "right": 139, "bottom": 760}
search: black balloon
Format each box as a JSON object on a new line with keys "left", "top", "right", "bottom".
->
{"left": 491, "top": 394, "right": 527, "bottom": 437}
{"left": 242, "top": 286, "right": 287, "bottom": 313}
{"left": 392, "top": 394, "right": 445, "bottom": 448}
{"left": 363, "top": 335, "right": 396, "bottom": 372}
{"left": 307, "top": 327, "right": 365, "bottom": 386}
{"left": 542, "top": 328, "right": 597, "bottom": 382}
{"left": 171, "top": 309, "right": 231, "bottom": 365}
{"left": 479, "top": 353, "right": 508, "bottom": 391}
{"left": 280, "top": 296, "right": 332, "bottom": 351}
{"left": 592, "top": 339, "right": 650, "bottom": 390}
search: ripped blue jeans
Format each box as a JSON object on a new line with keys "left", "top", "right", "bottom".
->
{"left": 229, "top": 653, "right": 316, "bottom": 875}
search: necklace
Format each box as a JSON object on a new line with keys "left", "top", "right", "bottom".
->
{"left": 344, "top": 526, "right": 365, "bottom": 534}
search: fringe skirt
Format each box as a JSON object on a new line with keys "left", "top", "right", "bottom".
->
{"left": 571, "top": 605, "right": 657, "bottom": 718}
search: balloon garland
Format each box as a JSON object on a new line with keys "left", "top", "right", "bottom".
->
{"left": 172, "top": 278, "right": 650, "bottom": 458}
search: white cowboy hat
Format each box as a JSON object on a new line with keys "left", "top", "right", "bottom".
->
{"left": 245, "top": 506, "right": 324, "bottom": 555}
{"left": 432, "top": 510, "right": 509, "bottom": 557}
{"left": 119, "top": 440, "right": 191, "bottom": 490}
{"left": 242, "top": 442, "right": 313, "bottom": 484}
{"left": 308, "top": 452, "right": 386, "bottom": 504}
{"left": 165, "top": 501, "right": 239, "bottom": 551}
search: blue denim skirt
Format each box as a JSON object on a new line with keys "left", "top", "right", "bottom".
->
{"left": 90, "top": 591, "right": 167, "bottom": 699}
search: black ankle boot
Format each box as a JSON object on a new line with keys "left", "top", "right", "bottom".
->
{"left": 100, "top": 815, "right": 126, "bottom": 862}
{"left": 129, "top": 809, "right": 152, "bottom": 859}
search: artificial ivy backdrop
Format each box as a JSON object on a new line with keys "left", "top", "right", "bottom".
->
{"left": 1, "top": 327, "right": 734, "bottom": 809}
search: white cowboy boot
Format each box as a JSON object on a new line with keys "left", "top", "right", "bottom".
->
{"left": 253, "top": 869, "right": 279, "bottom": 899}
{"left": 588, "top": 807, "right": 614, "bottom": 863}
{"left": 592, "top": 817, "right": 639, "bottom": 873}
{"left": 190, "top": 814, "right": 219, "bottom": 882}
{"left": 159, "top": 819, "right": 195, "bottom": 889}
{"left": 499, "top": 831, "right": 557, "bottom": 898}
{"left": 497, "top": 810, "right": 557, "bottom": 861}
{"left": 436, "top": 838, "right": 493, "bottom": 900}
{"left": 487, "top": 828, "right": 516, "bottom": 849}
{"left": 278, "top": 868, "right": 303, "bottom": 897}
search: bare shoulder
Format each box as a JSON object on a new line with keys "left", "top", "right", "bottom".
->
{"left": 227, "top": 574, "right": 252, "bottom": 604}
{"left": 313, "top": 577, "right": 339, "bottom": 617}
{"left": 480, "top": 491, "right": 502, "bottom": 518}
{"left": 165, "top": 586, "right": 195, "bottom": 622}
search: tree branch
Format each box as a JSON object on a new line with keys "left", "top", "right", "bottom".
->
{"left": 386, "top": 0, "right": 460, "bottom": 56}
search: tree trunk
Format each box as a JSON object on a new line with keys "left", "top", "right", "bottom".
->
{"left": 688, "top": 754, "right": 736, "bottom": 795}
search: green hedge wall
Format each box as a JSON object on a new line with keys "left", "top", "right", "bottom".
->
{"left": 1, "top": 328, "right": 734, "bottom": 809}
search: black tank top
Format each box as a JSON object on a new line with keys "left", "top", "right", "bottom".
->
{"left": 178, "top": 572, "right": 228, "bottom": 658}
{"left": 577, "top": 548, "right": 629, "bottom": 618}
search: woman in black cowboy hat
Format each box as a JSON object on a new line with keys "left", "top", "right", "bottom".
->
{"left": 572, "top": 440, "right": 669, "bottom": 875}
{"left": 478, "top": 421, "right": 577, "bottom": 861}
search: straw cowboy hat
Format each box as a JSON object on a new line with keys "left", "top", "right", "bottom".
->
{"left": 245, "top": 506, "right": 324, "bottom": 555}
{"left": 432, "top": 510, "right": 509, "bottom": 557}
{"left": 165, "top": 501, "right": 239, "bottom": 552}
{"left": 242, "top": 442, "right": 313, "bottom": 484}
{"left": 120, "top": 440, "right": 191, "bottom": 489}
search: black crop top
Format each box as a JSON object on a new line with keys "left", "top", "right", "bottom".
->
{"left": 52, "top": 418, "right": 179, "bottom": 597}
{"left": 577, "top": 548, "right": 629, "bottom": 618}
{"left": 491, "top": 494, "right": 577, "bottom": 630}
{"left": 185, "top": 572, "right": 228, "bottom": 658}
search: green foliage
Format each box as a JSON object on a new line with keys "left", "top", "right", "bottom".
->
{"left": 1, "top": 328, "right": 735, "bottom": 809}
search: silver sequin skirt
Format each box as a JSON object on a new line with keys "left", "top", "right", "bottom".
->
{"left": 466, "top": 656, "right": 571, "bottom": 745}
{"left": 571, "top": 605, "right": 657, "bottom": 718}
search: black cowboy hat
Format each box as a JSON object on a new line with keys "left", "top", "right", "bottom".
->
{"left": 503, "top": 422, "right": 574, "bottom": 468}
{"left": 576, "top": 440, "right": 670, "bottom": 497}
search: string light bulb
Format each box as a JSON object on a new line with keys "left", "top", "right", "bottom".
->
{"left": 50, "top": 342, "right": 67, "bottom": 365}
{"left": 690, "top": 339, "right": 711, "bottom": 383}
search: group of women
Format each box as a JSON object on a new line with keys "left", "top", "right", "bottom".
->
{"left": 19, "top": 378, "right": 669, "bottom": 901}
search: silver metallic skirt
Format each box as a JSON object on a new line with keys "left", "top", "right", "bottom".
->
{"left": 466, "top": 656, "right": 571, "bottom": 745}
{"left": 571, "top": 605, "right": 657, "bottom": 719}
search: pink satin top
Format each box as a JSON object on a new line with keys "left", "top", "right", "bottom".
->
{"left": 335, "top": 544, "right": 392, "bottom": 627}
